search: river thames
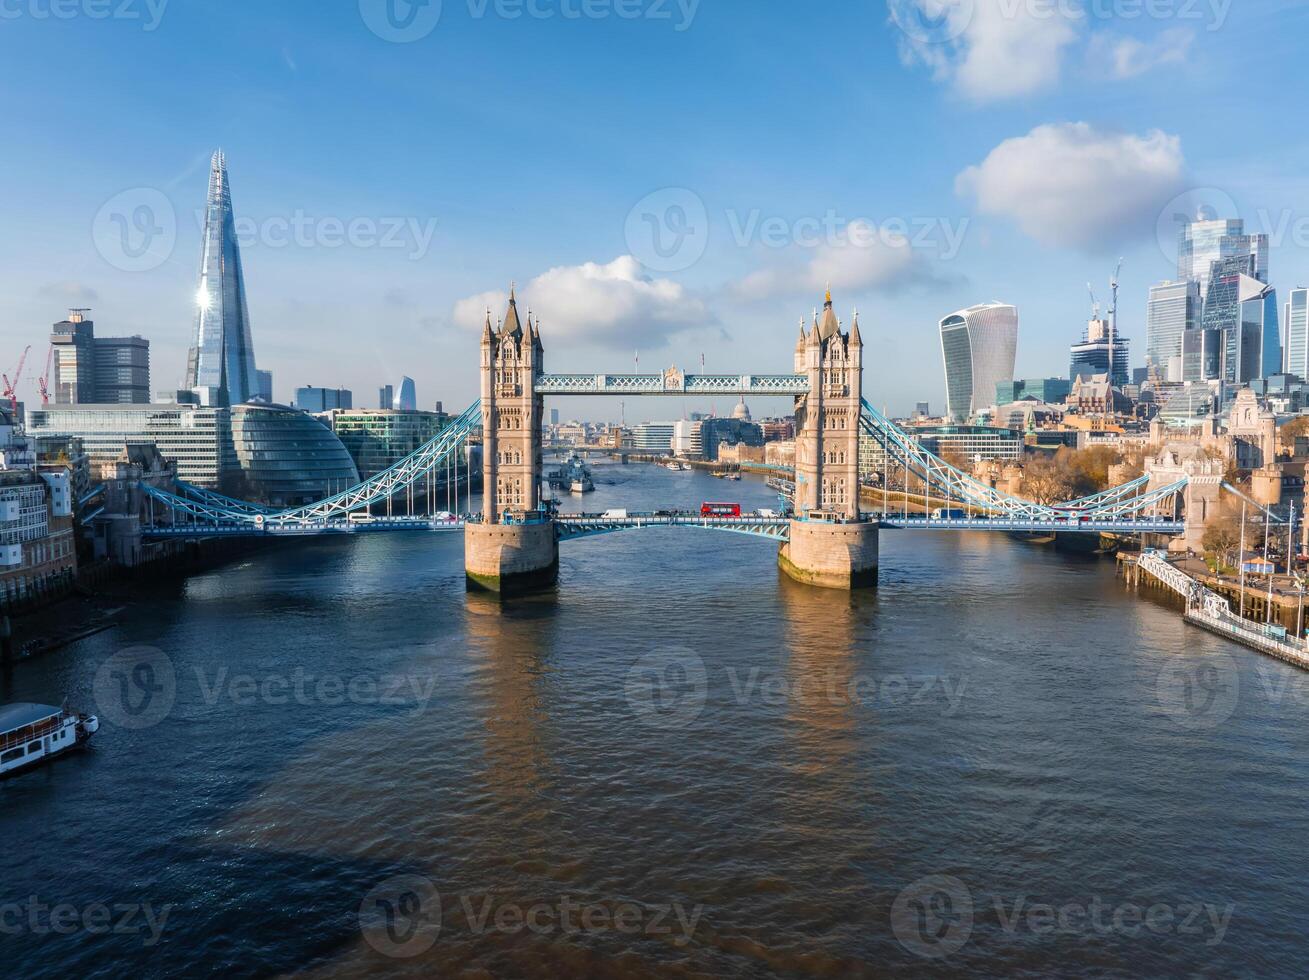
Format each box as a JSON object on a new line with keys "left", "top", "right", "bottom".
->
{"left": 4, "top": 462, "right": 1308, "bottom": 977}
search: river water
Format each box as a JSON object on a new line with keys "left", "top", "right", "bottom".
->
{"left": 3, "top": 461, "right": 1308, "bottom": 977}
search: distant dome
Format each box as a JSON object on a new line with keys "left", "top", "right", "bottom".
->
{"left": 230, "top": 403, "right": 359, "bottom": 506}
{"left": 732, "top": 397, "right": 751, "bottom": 421}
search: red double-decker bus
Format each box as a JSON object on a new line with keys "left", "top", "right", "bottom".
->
{"left": 701, "top": 502, "right": 741, "bottom": 517}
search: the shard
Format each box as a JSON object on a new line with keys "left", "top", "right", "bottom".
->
{"left": 187, "top": 150, "right": 259, "bottom": 405}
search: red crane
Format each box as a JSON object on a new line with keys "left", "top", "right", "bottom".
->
{"left": 38, "top": 343, "right": 54, "bottom": 405}
{"left": 2, "top": 345, "right": 30, "bottom": 413}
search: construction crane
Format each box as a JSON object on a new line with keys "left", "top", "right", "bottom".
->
{"left": 1086, "top": 283, "right": 1100, "bottom": 321}
{"left": 38, "top": 343, "right": 54, "bottom": 405}
{"left": 3, "top": 345, "right": 31, "bottom": 414}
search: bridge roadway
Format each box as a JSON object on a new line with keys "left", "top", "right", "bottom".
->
{"left": 141, "top": 510, "right": 1184, "bottom": 539}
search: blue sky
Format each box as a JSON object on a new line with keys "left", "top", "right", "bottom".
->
{"left": 2, "top": 0, "right": 1306, "bottom": 419}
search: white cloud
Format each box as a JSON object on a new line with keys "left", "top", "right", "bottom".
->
{"left": 955, "top": 122, "right": 1186, "bottom": 249}
{"left": 732, "top": 220, "right": 944, "bottom": 299}
{"left": 452, "top": 255, "right": 710, "bottom": 350}
{"left": 39, "top": 281, "right": 100, "bottom": 303}
{"left": 890, "top": 0, "right": 1081, "bottom": 102}
{"left": 1089, "top": 27, "right": 1195, "bottom": 79}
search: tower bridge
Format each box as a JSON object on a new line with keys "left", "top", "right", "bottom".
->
{"left": 135, "top": 288, "right": 1199, "bottom": 594}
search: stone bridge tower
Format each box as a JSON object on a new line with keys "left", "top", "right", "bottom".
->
{"left": 779, "top": 291, "right": 879, "bottom": 589}
{"left": 479, "top": 288, "right": 543, "bottom": 522}
{"left": 466, "top": 288, "right": 557, "bottom": 593}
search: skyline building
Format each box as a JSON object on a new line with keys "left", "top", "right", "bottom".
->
{"left": 1146, "top": 280, "right": 1201, "bottom": 382}
{"left": 294, "top": 386, "right": 353, "bottom": 412}
{"left": 939, "top": 302, "right": 1018, "bottom": 420}
{"left": 392, "top": 376, "right": 417, "bottom": 412}
{"left": 187, "top": 150, "right": 260, "bottom": 406}
{"left": 1178, "top": 213, "right": 1269, "bottom": 296}
{"left": 255, "top": 369, "right": 274, "bottom": 404}
{"left": 1285, "top": 288, "right": 1309, "bottom": 379}
{"left": 1201, "top": 254, "right": 1276, "bottom": 385}
{"left": 50, "top": 309, "right": 150, "bottom": 404}
{"left": 1069, "top": 317, "right": 1130, "bottom": 387}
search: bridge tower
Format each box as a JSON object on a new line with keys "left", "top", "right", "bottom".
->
{"left": 779, "top": 291, "right": 879, "bottom": 588}
{"left": 465, "top": 289, "right": 558, "bottom": 593}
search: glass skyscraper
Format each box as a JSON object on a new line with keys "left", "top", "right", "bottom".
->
{"left": 1178, "top": 214, "right": 1268, "bottom": 297}
{"left": 187, "top": 150, "right": 259, "bottom": 406}
{"left": 1201, "top": 254, "right": 1276, "bottom": 384}
{"left": 1146, "top": 280, "right": 1200, "bottom": 381}
{"left": 939, "top": 303, "right": 1019, "bottom": 420}
{"left": 1286, "top": 289, "right": 1309, "bottom": 379}
{"left": 1069, "top": 318, "right": 1130, "bottom": 387}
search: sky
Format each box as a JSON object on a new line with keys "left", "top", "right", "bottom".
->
{"left": 1, "top": 0, "right": 1307, "bottom": 421}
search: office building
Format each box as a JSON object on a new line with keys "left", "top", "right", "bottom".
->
{"left": 700, "top": 416, "right": 764, "bottom": 461}
{"left": 1146, "top": 280, "right": 1200, "bottom": 381}
{"left": 26, "top": 402, "right": 236, "bottom": 487}
{"left": 550, "top": 408, "right": 560, "bottom": 426}
{"left": 1177, "top": 214, "right": 1268, "bottom": 296}
{"left": 0, "top": 416, "right": 76, "bottom": 608}
{"left": 228, "top": 404, "right": 359, "bottom": 505}
{"left": 392, "top": 376, "right": 417, "bottom": 412}
{"left": 50, "top": 310, "right": 150, "bottom": 404}
{"left": 628, "top": 422, "right": 676, "bottom": 453}
{"left": 1201, "top": 254, "right": 1276, "bottom": 384}
{"left": 995, "top": 378, "right": 1071, "bottom": 406}
{"left": 911, "top": 424, "right": 1023, "bottom": 463}
{"left": 672, "top": 419, "right": 703, "bottom": 458}
{"left": 294, "top": 386, "right": 353, "bottom": 412}
{"left": 324, "top": 409, "right": 450, "bottom": 479}
{"left": 1286, "top": 289, "right": 1309, "bottom": 379}
{"left": 378, "top": 385, "right": 393, "bottom": 410}
{"left": 255, "top": 369, "right": 274, "bottom": 403}
{"left": 187, "top": 150, "right": 260, "bottom": 406}
{"left": 1182, "top": 326, "right": 1222, "bottom": 382}
{"left": 1069, "top": 318, "right": 1130, "bottom": 387}
{"left": 939, "top": 303, "right": 1018, "bottom": 420}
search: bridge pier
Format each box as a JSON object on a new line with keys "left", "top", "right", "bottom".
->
{"left": 778, "top": 519, "right": 879, "bottom": 590}
{"left": 464, "top": 521, "right": 558, "bottom": 595}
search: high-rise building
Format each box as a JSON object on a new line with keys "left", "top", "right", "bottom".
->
{"left": 939, "top": 303, "right": 1018, "bottom": 421}
{"left": 1178, "top": 213, "right": 1268, "bottom": 296}
{"left": 50, "top": 310, "right": 150, "bottom": 404}
{"left": 323, "top": 409, "right": 449, "bottom": 479}
{"left": 1182, "top": 326, "right": 1222, "bottom": 382}
{"left": 1069, "top": 318, "right": 1130, "bottom": 387}
{"left": 1146, "top": 280, "right": 1200, "bottom": 381}
{"left": 187, "top": 150, "right": 259, "bottom": 406}
{"left": 392, "top": 377, "right": 417, "bottom": 412}
{"left": 550, "top": 408, "right": 560, "bottom": 426}
{"left": 294, "top": 386, "right": 353, "bottom": 412}
{"left": 255, "top": 369, "right": 273, "bottom": 403}
{"left": 1285, "top": 288, "right": 1309, "bottom": 379}
{"left": 1201, "top": 254, "right": 1275, "bottom": 384}
{"left": 378, "top": 385, "right": 393, "bottom": 410}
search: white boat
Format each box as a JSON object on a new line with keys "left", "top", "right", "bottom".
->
{"left": 0, "top": 702, "right": 99, "bottom": 779}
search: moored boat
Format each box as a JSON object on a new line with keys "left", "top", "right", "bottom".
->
{"left": 0, "top": 702, "right": 99, "bottom": 779}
